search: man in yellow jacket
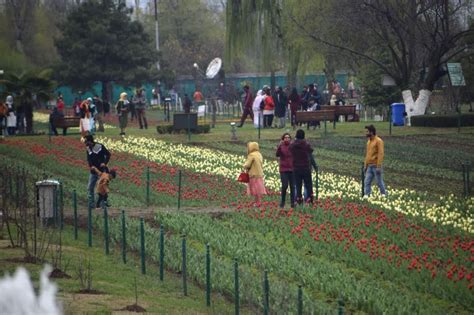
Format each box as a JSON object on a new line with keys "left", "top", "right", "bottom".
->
{"left": 364, "top": 125, "right": 387, "bottom": 197}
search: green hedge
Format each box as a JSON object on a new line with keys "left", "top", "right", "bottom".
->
{"left": 411, "top": 113, "right": 474, "bottom": 127}
{"left": 156, "top": 124, "right": 211, "bottom": 134}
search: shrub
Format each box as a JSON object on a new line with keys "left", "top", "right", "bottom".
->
{"left": 156, "top": 124, "right": 210, "bottom": 134}
{"left": 411, "top": 113, "right": 474, "bottom": 127}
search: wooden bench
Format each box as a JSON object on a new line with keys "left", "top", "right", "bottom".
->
{"left": 295, "top": 110, "right": 336, "bottom": 124}
{"left": 320, "top": 105, "right": 359, "bottom": 122}
{"left": 51, "top": 116, "right": 80, "bottom": 135}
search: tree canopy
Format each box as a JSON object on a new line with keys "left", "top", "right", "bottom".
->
{"left": 55, "top": 0, "right": 158, "bottom": 94}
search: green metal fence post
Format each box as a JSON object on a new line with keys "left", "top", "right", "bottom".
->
{"left": 324, "top": 120, "right": 327, "bottom": 135}
{"left": 73, "top": 190, "right": 78, "bottom": 240}
{"left": 159, "top": 225, "right": 164, "bottom": 281}
{"left": 15, "top": 172, "right": 19, "bottom": 209}
{"left": 87, "top": 196, "right": 92, "bottom": 247}
{"left": 315, "top": 165, "right": 319, "bottom": 201}
{"left": 263, "top": 270, "right": 269, "bottom": 315}
{"left": 206, "top": 243, "right": 211, "bottom": 306}
{"left": 462, "top": 163, "right": 467, "bottom": 197}
{"left": 338, "top": 296, "right": 345, "bottom": 315}
{"left": 234, "top": 258, "right": 240, "bottom": 315}
{"left": 187, "top": 113, "right": 191, "bottom": 141}
{"left": 457, "top": 107, "right": 461, "bottom": 133}
{"left": 467, "top": 162, "right": 471, "bottom": 196}
{"left": 258, "top": 114, "right": 261, "bottom": 140}
{"left": 103, "top": 205, "right": 109, "bottom": 255}
{"left": 389, "top": 105, "right": 392, "bottom": 136}
{"left": 121, "top": 210, "right": 127, "bottom": 264}
{"left": 182, "top": 234, "right": 188, "bottom": 296}
{"left": 146, "top": 166, "right": 150, "bottom": 206}
{"left": 59, "top": 182, "right": 64, "bottom": 230}
{"left": 140, "top": 218, "right": 146, "bottom": 274}
{"left": 297, "top": 285, "right": 303, "bottom": 315}
{"left": 177, "top": 170, "right": 182, "bottom": 210}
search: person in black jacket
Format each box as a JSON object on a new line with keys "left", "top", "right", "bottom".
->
{"left": 49, "top": 107, "right": 65, "bottom": 136}
{"left": 84, "top": 135, "right": 111, "bottom": 208}
{"left": 273, "top": 86, "right": 288, "bottom": 128}
{"left": 289, "top": 129, "right": 314, "bottom": 204}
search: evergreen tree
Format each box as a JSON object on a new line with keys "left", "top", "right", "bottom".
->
{"left": 55, "top": 0, "right": 158, "bottom": 100}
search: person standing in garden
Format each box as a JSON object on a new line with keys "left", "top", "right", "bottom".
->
{"left": 0, "top": 101, "right": 8, "bottom": 137}
{"left": 288, "top": 88, "right": 301, "bottom": 127}
{"left": 133, "top": 88, "right": 148, "bottom": 129}
{"left": 84, "top": 134, "right": 111, "bottom": 209}
{"left": 289, "top": 129, "right": 314, "bottom": 204}
{"left": 243, "top": 142, "right": 266, "bottom": 206}
{"left": 116, "top": 92, "right": 129, "bottom": 136}
{"left": 364, "top": 125, "right": 387, "bottom": 197}
{"left": 237, "top": 85, "right": 254, "bottom": 127}
{"left": 79, "top": 98, "right": 92, "bottom": 137}
{"left": 262, "top": 86, "right": 275, "bottom": 128}
{"left": 252, "top": 90, "right": 265, "bottom": 128}
{"left": 93, "top": 95, "right": 105, "bottom": 132}
{"left": 5, "top": 95, "right": 17, "bottom": 135}
{"left": 276, "top": 133, "right": 295, "bottom": 209}
{"left": 273, "top": 86, "right": 288, "bottom": 128}
{"left": 183, "top": 94, "right": 192, "bottom": 114}
{"left": 193, "top": 88, "right": 204, "bottom": 109}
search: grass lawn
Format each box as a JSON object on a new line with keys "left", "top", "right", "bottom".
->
{"left": 0, "top": 226, "right": 249, "bottom": 314}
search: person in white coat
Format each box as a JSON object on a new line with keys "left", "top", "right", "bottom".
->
{"left": 5, "top": 95, "right": 16, "bottom": 135}
{"left": 252, "top": 90, "right": 265, "bottom": 128}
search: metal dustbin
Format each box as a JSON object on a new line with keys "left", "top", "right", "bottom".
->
{"left": 36, "top": 180, "right": 61, "bottom": 226}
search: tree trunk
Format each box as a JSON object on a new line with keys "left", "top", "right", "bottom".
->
{"left": 101, "top": 80, "right": 109, "bottom": 102}
{"left": 402, "top": 89, "right": 432, "bottom": 124}
{"left": 287, "top": 46, "right": 300, "bottom": 89}
{"left": 270, "top": 70, "right": 276, "bottom": 89}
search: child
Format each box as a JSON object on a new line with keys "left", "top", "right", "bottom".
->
{"left": 243, "top": 142, "right": 266, "bottom": 206}
{"left": 91, "top": 166, "right": 117, "bottom": 209}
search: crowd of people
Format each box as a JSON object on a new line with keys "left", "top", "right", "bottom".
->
{"left": 237, "top": 80, "right": 353, "bottom": 129}
{"left": 244, "top": 124, "right": 386, "bottom": 208}
{"left": 0, "top": 95, "right": 27, "bottom": 136}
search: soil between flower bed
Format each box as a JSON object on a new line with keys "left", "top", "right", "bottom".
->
{"left": 119, "top": 304, "right": 146, "bottom": 312}
{"left": 5, "top": 255, "right": 41, "bottom": 264}
{"left": 76, "top": 289, "right": 105, "bottom": 295}
{"left": 49, "top": 268, "right": 71, "bottom": 279}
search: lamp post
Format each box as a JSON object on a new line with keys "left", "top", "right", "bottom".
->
{"left": 154, "top": 0, "right": 160, "bottom": 70}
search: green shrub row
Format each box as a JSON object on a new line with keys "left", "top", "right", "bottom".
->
{"left": 156, "top": 124, "right": 211, "bottom": 134}
{"left": 411, "top": 113, "right": 474, "bottom": 127}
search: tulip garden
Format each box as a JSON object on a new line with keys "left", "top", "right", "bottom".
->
{"left": 0, "top": 112, "right": 473, "bottom": 314}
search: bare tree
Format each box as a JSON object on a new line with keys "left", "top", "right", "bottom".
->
{"left": 5, "top": 0, "right": 37, "bottom": 53}
{"left": 289, "top": 0, "right": 474, "bottom": 117}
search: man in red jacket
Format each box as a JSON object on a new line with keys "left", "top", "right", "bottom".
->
{"left": 289, "top": 129, "right": 314, "bottom": 204}
{"left": 238, "top": 85, "right": 254, "bottom": 127}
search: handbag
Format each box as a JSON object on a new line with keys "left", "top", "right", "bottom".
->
{"left": 237, "top": 172, "right": 249, "bottom": 183}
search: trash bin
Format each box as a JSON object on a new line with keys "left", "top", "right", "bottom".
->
{"left": 36, "top": 180, "right": 61, "bottom": 226}
{"left": 391, "top": 103, "right": 405, "bottom": 126}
